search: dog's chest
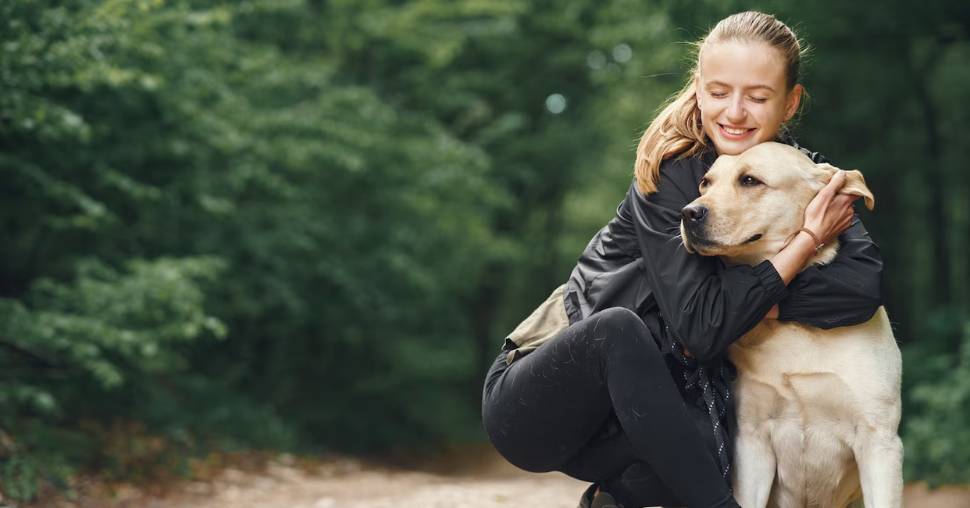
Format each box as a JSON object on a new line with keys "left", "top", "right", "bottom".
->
{"left": 727, "top": 317, "right": 894, "bottom": 507}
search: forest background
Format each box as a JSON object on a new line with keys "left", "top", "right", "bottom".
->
{"left": 2, "top": 0, "right": 969, "bottom": 502}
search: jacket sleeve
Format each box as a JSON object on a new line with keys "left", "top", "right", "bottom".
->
{"left": 776, "top": 215, "right": 883, "bottom": 328}
{"left": 629, "top": 170, "right": 789, "bottom": 361}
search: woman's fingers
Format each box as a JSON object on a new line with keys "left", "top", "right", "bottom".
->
{"left": 833, "top": 191, "right": 858, "bottom": 205}
{"left": 805, "top": 170, "right": 857, "bottom": 244}
{"left": 818, "top": 170, "right": 847, "bottom": 201}
{"left": 806, "top": 171, "right": 844, "bottom": 215}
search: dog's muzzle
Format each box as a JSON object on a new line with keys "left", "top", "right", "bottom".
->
{"left": 680, "top": 203, "right": 714, "bottom": 252}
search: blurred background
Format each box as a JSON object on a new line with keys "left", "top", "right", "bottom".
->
{"left": 1, "top": 0, "right": 969, "bottom": 503}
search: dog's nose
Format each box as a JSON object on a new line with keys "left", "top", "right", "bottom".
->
{"left": 681, "top": 203, "right": 708, "bottom": 225}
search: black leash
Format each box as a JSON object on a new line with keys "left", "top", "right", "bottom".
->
{"left": 659, "top": 319, "right": 737, "bottom": 490}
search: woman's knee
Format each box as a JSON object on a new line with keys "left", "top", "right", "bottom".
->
{"left": 592, "top": 307, "right": 643, "bottom": 330}
{"left": 588, "top": 308, "right": 655, "bottom": 351}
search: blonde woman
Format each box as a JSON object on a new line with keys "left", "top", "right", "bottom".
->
{"left": 482, "top": 12, "right": 881, "bottom": 508}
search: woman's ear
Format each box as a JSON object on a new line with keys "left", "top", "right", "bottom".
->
{"left": 786, "top": 84, "right": 803, "bottom": 120}
{"left": 694, "top": 74, "right": 702, "bottom": 110}
{"left": 814, "top": 163, "right": 875, "bottom": 210}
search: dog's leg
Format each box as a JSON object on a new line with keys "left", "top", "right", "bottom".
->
{"left": 732, "top": 379, "right": 784, "bottom": 508}
{"left": 853, "top": 429, "right": 903, "bottom": 508}
{"left": 733, "top": 428, "right": 776, "bottom": 508}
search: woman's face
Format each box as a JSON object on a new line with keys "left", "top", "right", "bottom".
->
{"left": 695, "top": 42, "right": 802, "bottom": 155}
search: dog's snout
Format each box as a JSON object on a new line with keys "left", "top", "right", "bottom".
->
{"left": 681, "top": 203, "right": 708, "bottom": 226}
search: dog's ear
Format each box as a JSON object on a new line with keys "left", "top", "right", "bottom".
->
{"left": 814, "top": 163, "right": 875, "bottom": 211}
{"left": 842, "top": 169, "right": 875, "bottom": 210}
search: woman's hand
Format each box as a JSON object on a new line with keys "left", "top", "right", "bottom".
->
{"left": 803, "top": 170, "right": 857, "bottom": 246}
{"left": 768, "top": 170, "right": 857, "bottom": 287}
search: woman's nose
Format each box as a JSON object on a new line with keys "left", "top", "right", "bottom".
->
{"left": 726, "top": 97, "right": 746, "bottom": 122}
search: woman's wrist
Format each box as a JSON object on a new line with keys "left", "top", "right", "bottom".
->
{"left": 770, "top": 231, "right": 818, "bottom": 285}
{"left": 796, "top": 227, "right": 825, "bottom": 254}
{"left": 792, "top": 230, "right": 821, "bottom": 261}
{"left": 765, "top": 304, "right": 780, "bottom": 319}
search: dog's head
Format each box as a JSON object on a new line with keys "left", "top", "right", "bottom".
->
{"left": 679, "top": 142, "right": 873, "bottom": 267}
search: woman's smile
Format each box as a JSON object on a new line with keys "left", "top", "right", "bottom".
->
{"left": 719, "top": 124, "right": 756, "bottom": 139}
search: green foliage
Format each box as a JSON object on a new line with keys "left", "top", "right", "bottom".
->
{"left": 1, "top": 0, "right": 969, "bottom": 500}
{"left": 3, "top": 0, "right": 508, "bottom": 497}
{"left": 902, "top": 313, "right": 970, "bottom": 485}
{"left": 0, "top": 451, "right": 73, "bottom": 503}
{"left": 0, "top": 257, "right": 224, "bottom": 500}
{"left": 6, "top": 258, "right": 225, "bottom": 386}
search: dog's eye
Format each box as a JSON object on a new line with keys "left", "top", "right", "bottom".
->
{"left": 740, "top": 175, "right": 763, "bottom": 187}
{"left": 700, "top": 177, "right": 710, "bottom": 188}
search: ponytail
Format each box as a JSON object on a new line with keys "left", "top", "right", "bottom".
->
{"left": 634, "top": 76, "right": 707, "bottom": 194}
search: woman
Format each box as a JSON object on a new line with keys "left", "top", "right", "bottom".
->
{"left": 481, "top": 11, "right": 882, "bottom": 508}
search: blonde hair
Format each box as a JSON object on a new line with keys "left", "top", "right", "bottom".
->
{"left": 635, "top": 11, "right": 806, "bottom": 194}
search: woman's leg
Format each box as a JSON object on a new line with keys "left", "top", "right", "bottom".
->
{"left": 558, "top": 403, "right": 724, "bottom": 507}
{"left": 482, "top": 308, "right": 738, "bottom": 508}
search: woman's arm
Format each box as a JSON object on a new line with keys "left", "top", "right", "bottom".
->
{"left": 772, "top": 142, "right": 884, "bottom": 327}
{"left": 776, "top": 215, "right": 883, "bottom": 328}
{"left": 773, "top": 170, "right": 857, "bottom": 284}
{"left": 629, "top": 159, "right": 852, "bottom": 361}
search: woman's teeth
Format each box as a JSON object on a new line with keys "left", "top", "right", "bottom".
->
{"left": 724, "top": 126, "right": 749, "bottom": 135}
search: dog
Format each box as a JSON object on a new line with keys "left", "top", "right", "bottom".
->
{"left": 679, "top": 142, "right": 903, "bottom": 508}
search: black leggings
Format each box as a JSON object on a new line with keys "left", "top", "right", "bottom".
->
{"left": 482, "top": 307, "right": 740, "bottom": 508}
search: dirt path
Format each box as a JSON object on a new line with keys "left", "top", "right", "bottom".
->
{"left": 152, "top": 463, "right": 586, "bottom": 508}
{"left": 113, "top": 445, "right": 588, "bottom": 508}
{"left": 49, "top": 445, "right": 970, "bottom": 508}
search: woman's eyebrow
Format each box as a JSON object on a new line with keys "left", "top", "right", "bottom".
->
{"left": 705, "top": 80, "right": 776, "bottom": 93}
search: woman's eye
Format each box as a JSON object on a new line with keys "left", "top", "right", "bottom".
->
{"left": 740, "top": 176, "right": 763, "bottom": 187}
{"left": 710, "top": 92, "right": 727, "bottom": 98}
{"left": 749, "top": 96, "right": 768, "bottom": 103}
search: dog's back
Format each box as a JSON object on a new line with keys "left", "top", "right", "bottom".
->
{"left": 729, "top": 307, "right": 902, "bottom": 508}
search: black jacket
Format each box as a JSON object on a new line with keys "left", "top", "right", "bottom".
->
{"left": 564, "top": 143, "right": 883, "bottom": 363}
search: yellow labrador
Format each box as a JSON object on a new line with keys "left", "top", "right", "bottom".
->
{"left": 679, "top": 142, "right": 902, "bottom": 508}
